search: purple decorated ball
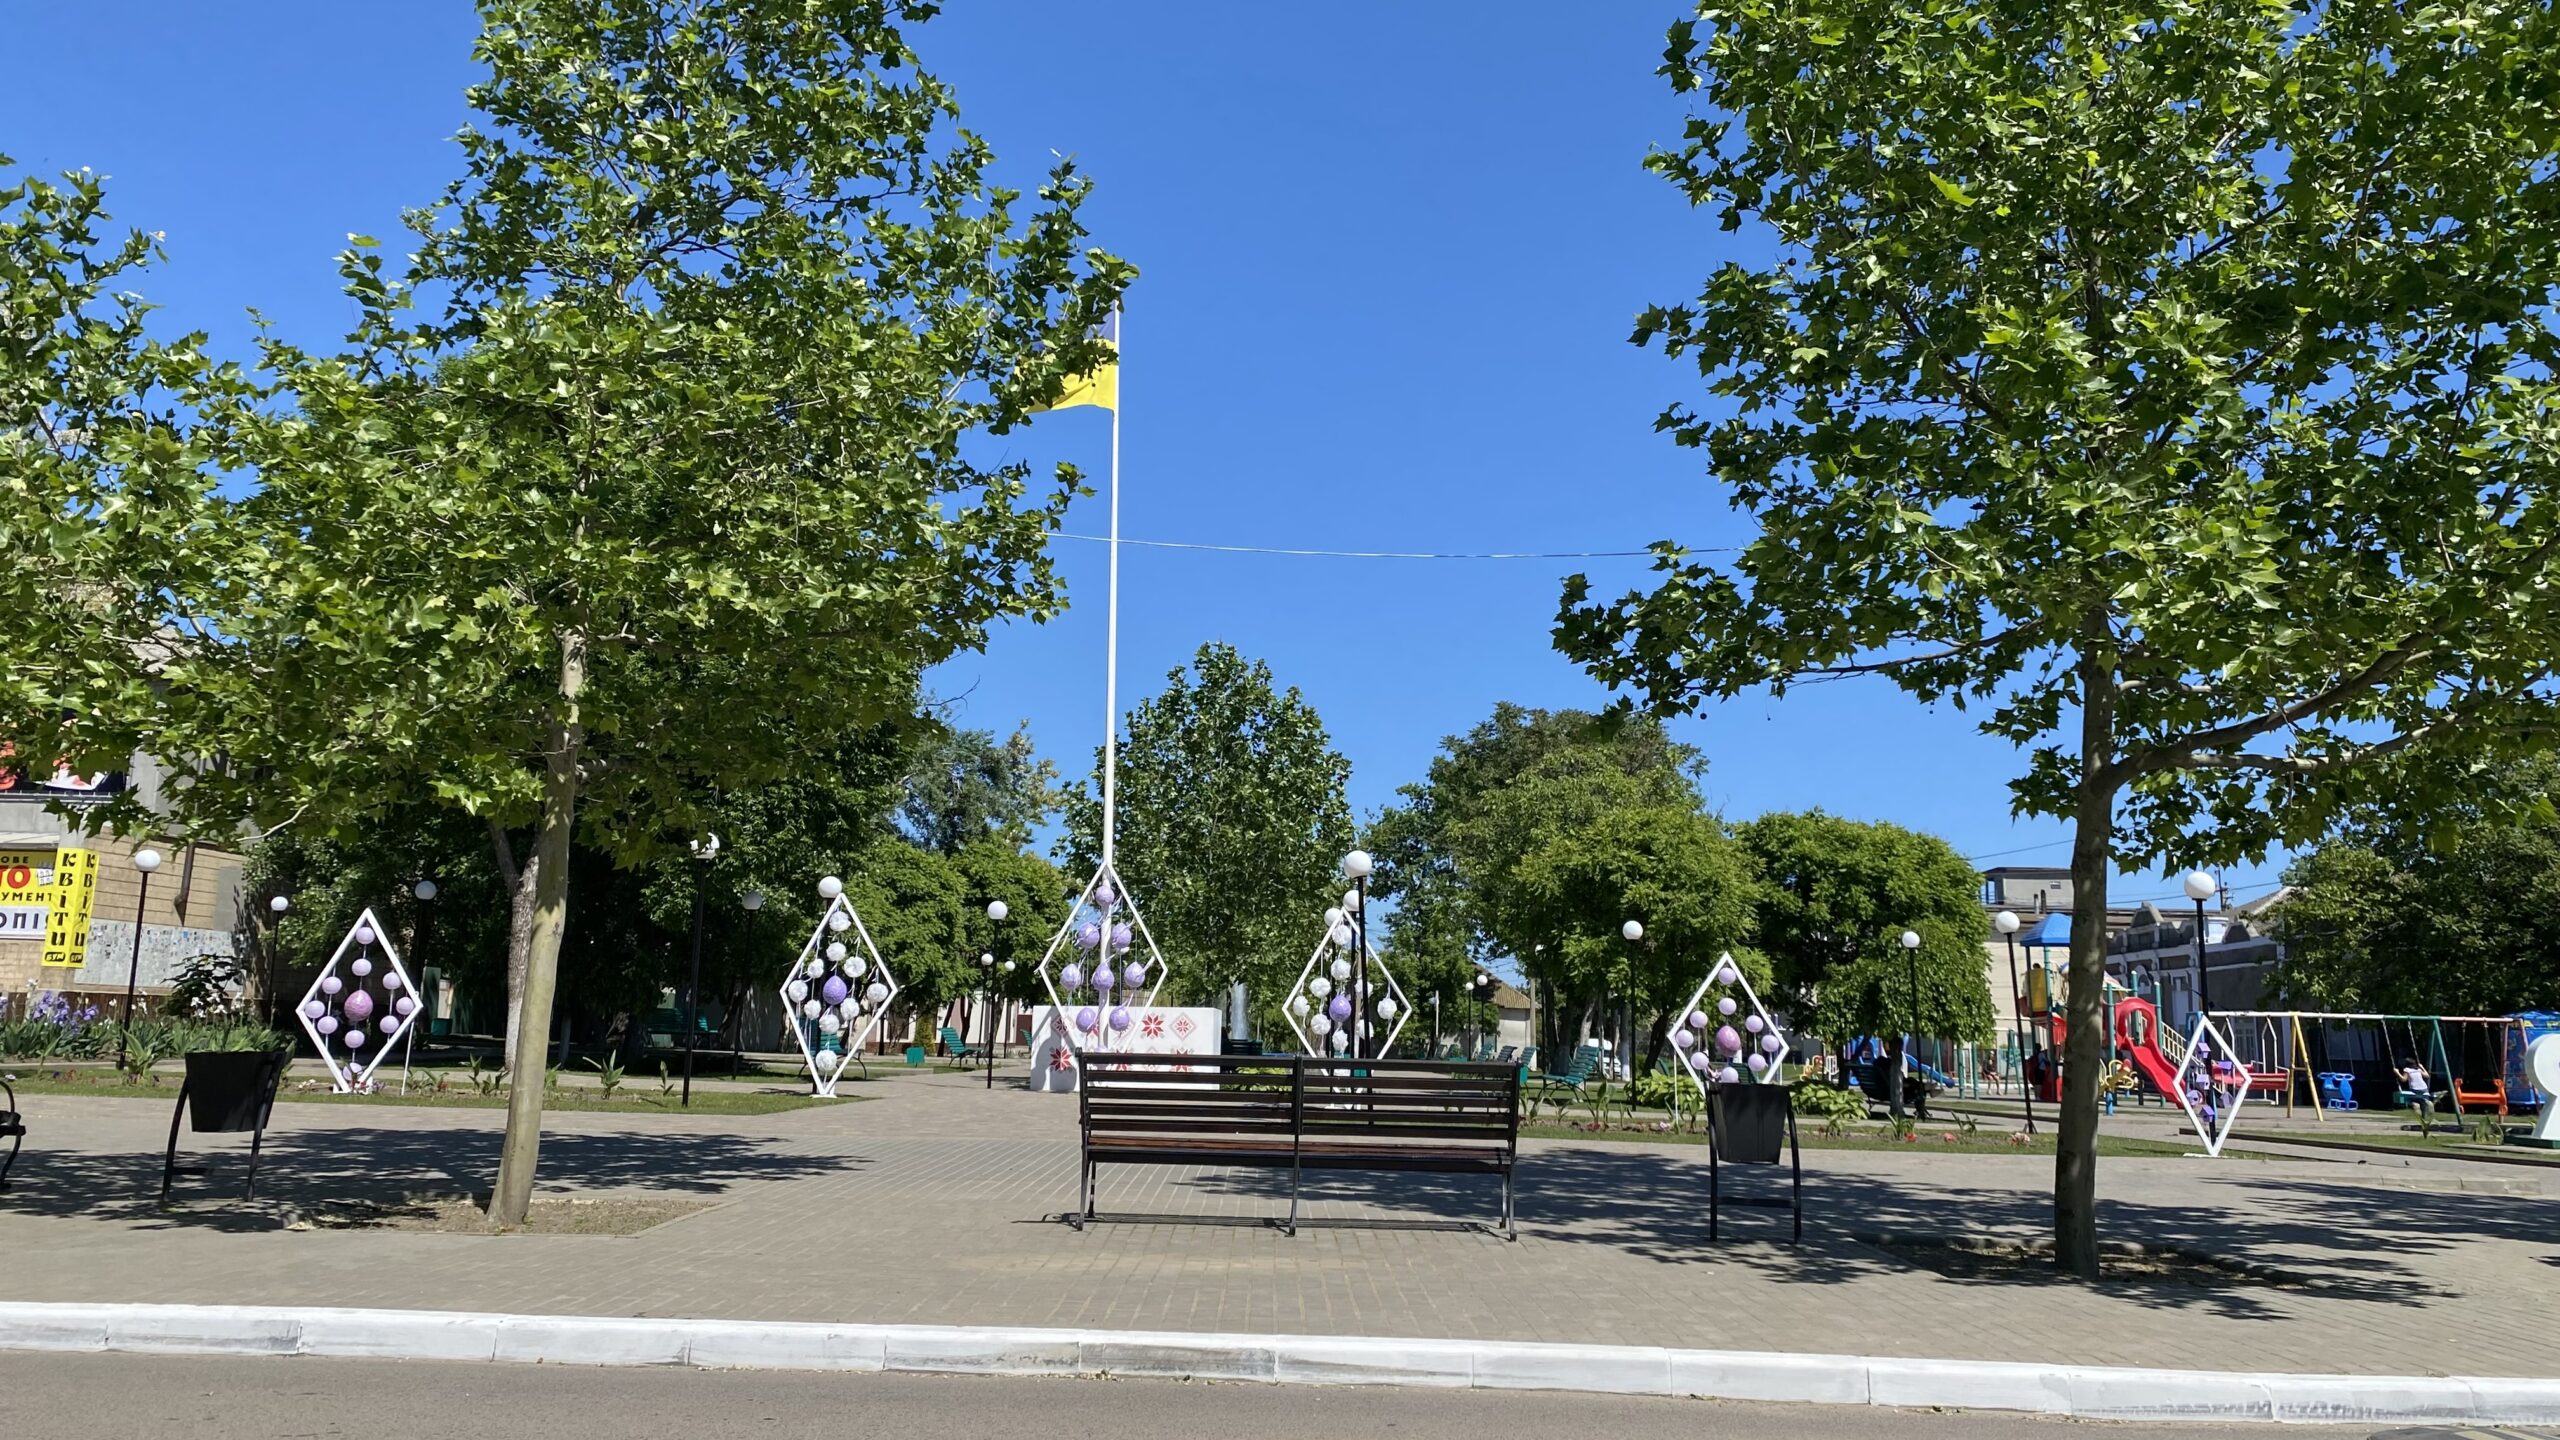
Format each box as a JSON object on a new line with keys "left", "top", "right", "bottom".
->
{"left": 316, "top": 1015, "right": 339, "bottom": 1035}
{"left": 1092, "top": 964, "right": 1116, "bottom": 991}
{"left": 1744, "top": 1015, "right": 1764, "bottom": 1034}
{"left": 1687, "top": 1010, "right": 1709, "bottom": 1031}
{"left": 820, "top": 975, "right": 849, "bottom": 1007}
{"left": 342, "top": 990, "right": 375, "bottom": 1023}
{"left": 1122, "top": 961, "right": 1146, "bottom": 988}
{"left": 1109, "top": 923, "right": 1132, "bottom": 953}
{"left": 1108, "top": 1006, "right": 1133, "bottom": 1032}
{"left": 1716, "top": 997, "right": 1737, "bottom": 1016}
{"left": 320, "top": 975, "right": 342, "bottom": 995}
{"left": 1715, "top": 1024, "right": 1741, "bottom": 1054}
{"left": 1075, "top": 922, "right": 1102, "bottom": 951}
{"left": 1092, "top": 883, "right": 1117, "bottom": 909}
{"left": 1760, "top": 1033, "right": 1784, "bottom": 1055}
{"left": 1075, "top": 1006, "right": 1100, "bottom": 1033}
{"left": 1327, "top": 995, "right": 1353, "bottom": 1022}
{"left": 382, "top": 972, "right": 403, "bottom": 991}
{"left": 1060, "top": 963, "right": 1084, "bottom": 991}
{"left": 344, "top": 1027, "right": 367, "bottom": 1048}
{"left": 302, "top": 1000, "right": 325, "bottom": 1019}
{"left": 1671, "top": 1028, "right": 1696, "bottom": 1051}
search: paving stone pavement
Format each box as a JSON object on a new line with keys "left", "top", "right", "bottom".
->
{"left": 0, "top": 1067, "right": 2552, "bottom": 1378}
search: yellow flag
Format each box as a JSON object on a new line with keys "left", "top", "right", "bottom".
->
{"left": 1033, "top": 309, "right": 1118, "bottom": 413}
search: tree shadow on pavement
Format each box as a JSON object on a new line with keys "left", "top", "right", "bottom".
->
{"left": 0, "top": 1126, "right": 856, "bottom": 1234}
{"left": 1164, "top": 1144, "right": 2529, "bottom": 1321}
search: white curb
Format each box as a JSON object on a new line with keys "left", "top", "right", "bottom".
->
{"left": 0, "top": 1302, "right": 2550, "bottom": 1425}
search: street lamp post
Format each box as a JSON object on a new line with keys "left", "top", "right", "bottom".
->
{"left": 736, "top": 888, "right": 764, "bottom": 1074}
{"left": 263, "top": 894, "right": 291, "bottom": 1026}
{"left": 1894, "top": 928, "right": 1922, "bottom": 1121}
{"left": 982, "top": 898, "right": 1008, "bottom": 1091}
{"left": 115, "top": 847, "right": 164, "bottom": 1070}
{"left": 403, "top": 879, "right": 437, "bottom": 1093}
{"left": 1620, "top": 919, "right": 1644, "bottom": 1081}
{"left": 1468, "top": 969, "right": 1494, "bottom": 1060}
{"left": 1342, "top": 851, "right": 1373, "bottom": 1060}
{"left": 2183, "top": 870, "right": 2218, "bottom": 1019}
{"left": 682, "top": 835, "right": 720, "bottom": 1107}
{"left": 1994, "top": 910, "right": 2033, "bottom": 1135}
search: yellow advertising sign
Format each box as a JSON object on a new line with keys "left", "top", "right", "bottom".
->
{"left": 0, "top": 845, "right": 55, "bottom": 942}
{"left": 41, "top": 847, "right": 98, "bottom": 967}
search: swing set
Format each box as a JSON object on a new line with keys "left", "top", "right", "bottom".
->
{"left": 2209, "top": 1009, "right": 2533, "bottom": 1127}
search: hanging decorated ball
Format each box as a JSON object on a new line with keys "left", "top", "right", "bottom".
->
{"left": 1747, "top": 1051, "right": 1771, "bottom": 1073}
{"left": 1713, "top": 961, "right": 1737, "bottom": 986}
{"left": 320, "top": 975, "right": 343, "bottom": 995}
{"left": 845, "top": 956, "right": 867, "bottom": 978}
{"left": 316, "top": 1015, "right": 339, "bottom": 1035}
{"left": 1310, "top": 976, "right": 1333, "bottom": 998}
{"left": 394, "top": 995, "right": 416, "bottom": 1016}
{"left": 1094, "top": 964, "right": 1117, "bottom": 990}
{"left": 806, "top": 957, "right": 827, "bottom": 978}
{"left": 864, "top": 981, "right": 890, "bottom": 1005}
{"left": 1329, "top": 925, "right": 1353, "bottom": 949}
{"left": 352, "top": 957, "right": 374, "bottom": 978}
{"left": 1377, "top": 997, "right": 1398, "bottom": 1020}
{"left": 1123, "top": 961, "right": 1148, "bottom": 988}
{"left": 345, "top": 1027, "right": 367, "bottom": 1048}
{"left": 818, "top": 1011, "right": 842, "bottom": 1035}
{"left": 1745, "top": 1015, "right": 1765, "bottom": 1034}
{"left": 1329, "top": 958, "right": 1353, "bottom": 982}
{"left": 1075, "top": 922, "right": 1102, "bottom": 951}
{"left": 355, "top": 924, "right": 377, "bottom": 946}
{"left": 1341, "top": 888, "right": 1360, "bottom": 912}
{"left": 1310, "top": 1014, "right": 1333, "bottom": 1037}
{"left": 1760, "top": 1033, "right": 1783, "bottom": 1055}
{"left": 302, "top": 1000, "right": 326, "bottom": 1019}
{"left": 826, "top": 942, "right": 848, "bottom": 963}
{"left": 1324, "top": 907, "right": 1345, "bottom": 928}
{"left": 1330, "top": 1029, "right": 1351, "bottom": 1051}
{"left": 1688, "top": 1010, "right": 1709, "bottom": 1031}
{"left": 1108, "top": 1006, "right": 1133, "bottom": 1032}
{"left": 786, "top": 979, "right": 810, "bottom": 1004}
{"left": 1716, "top": 1065, "right": 1740, "bottom": 1084}
{"left": 820, "top": 975, "right": 849, "bottom": 1007}
{"left": 1288, "top": 994, "right": 1310, "bottom": 1016}
{"left": 1075, "top": 1006, "right": 1100, "bottom": 1033}
{"left": 1109, "top": 923, "right": 1132, "bottom": 953}
{"left": 1716, "top": 996, "right": 1737, "bottom": 1016}
{"left": 817, "top": 1049, "right": 843, "bottom": 1074}
{"left": 343, "top": 990, "right": 376, "bottom": 1023}
{"left": 1671, "top": 1027, "right": 1696, "bottom": 1051}
{"left": 828, "top": 911, "right": 852, "bottom": 933}
{"left": 1716, "top": 1025, "right": 1742, "bottom": 1054}
{"left": 1688, "top": 1049, "right": 1714, "bottom": 1072}
{"left": 381, "top": 972, "right": 403, "bottom": 991}
{"left": 1061, "top": 963, "right": 1084, "bottom": 991}
{"left": 802, "top": 1000, "right": 823, "bottom": 1019}
{"left": 1093, "top": 883, "right": 1117, "bottom": 909}
{"left": 1327, "top": 996, "right": 1353, "bottom": 1023}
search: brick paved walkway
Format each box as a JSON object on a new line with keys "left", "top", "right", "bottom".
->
{"left": 0, "top": 1069, "right": 2551, "bottom": 1378}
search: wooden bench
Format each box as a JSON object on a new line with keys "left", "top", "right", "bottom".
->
{"left": 1076, "top": 1053, "right": 1521, "bottom": 1239}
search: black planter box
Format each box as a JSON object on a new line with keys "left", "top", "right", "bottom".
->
{"left": 182, "top": 1049, "right": 286, "bottom": 1134}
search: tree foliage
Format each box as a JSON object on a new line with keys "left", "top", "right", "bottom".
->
{"left": 900, "top": 720, "right": 1057, "bottom": 855}
{"left": 1734, "top": 811, "right": 1995, "bottom": 1045}
{"left": 1059, "top": 643, "right": 1353, "bottom": 1027}
{"left": 1557, "top": 0, "right": 2560, "bottom": 1276}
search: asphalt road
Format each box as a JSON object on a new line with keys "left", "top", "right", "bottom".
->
{"left": 0, "top": 1352, "right": 2440, "bottom": 1439}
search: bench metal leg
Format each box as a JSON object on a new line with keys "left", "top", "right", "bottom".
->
{"left": 1286, "top": 1153, "right": 1301, "bottom": 1238}
{"left": 0, "top": 1129, "right": 19, "bottom": 1193}
{"left": 1500, "top": 1166, "right": 1516, "bottom": 1242}
{"left": 244, "top": 1122, "right": 267, "bottom": 1201}
{"left": 160, "top": 1084, "right": 191, "bottom": 1202}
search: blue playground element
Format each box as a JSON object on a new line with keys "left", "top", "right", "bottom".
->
{"left": 2509, "top": 1012, "right": 2559, "bottom": 1109}
{"left": 2317, "top": 1071, "right": 2359, "bottom": 1110}
{"left": 1839, "top": 1037, "right": 1955, "bottom": 1089}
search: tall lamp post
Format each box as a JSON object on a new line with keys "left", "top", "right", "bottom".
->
{"left": 115, "top": 846, "right": 164, "bottom": 1070}
{"left": 1620, "top": 919, "right": 1645, "bottom": 1080}
{"left": 736, "top": 888, "right": 764, "bottom": 1073}
{"left": 402, "top": 879, "right": 437, "bottom": 1093}
{"left": 1895, "top": 928, "right": 1922, "bottom": 1120}
{"left": 982, "top": 898, "right": 1008, "bottom": 1090}
{"left": 263, "top": 894, "right": 291, "bottom": 1026}
{"left": 1341, "top": 850, "right": 1373, "bottom": 1059}
{"left": 2182, "top": 870, "right": 2218, "bottom": 1019}
{"left": 1468, "top": 969, "right": 1495, "bottom": 1059}
{"left": 1994, "top": 910, "right": 2033, "bottom": 1134}
{"left": 681, "top": 834, "right": 720, "bottom": 1107}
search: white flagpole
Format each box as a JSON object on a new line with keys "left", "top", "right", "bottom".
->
{"left": 1101, "top": 304, "right": 1122, "bottom": 874}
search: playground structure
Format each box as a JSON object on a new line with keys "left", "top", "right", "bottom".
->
{"left": 2204, "top": 1009, "right": 2548, "bottom": 1126}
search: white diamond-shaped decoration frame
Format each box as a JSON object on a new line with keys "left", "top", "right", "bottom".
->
{"left": 1282, "top": 890, "right": 1409, "bottom": 1058}
{"left": 781, "top": 891, "right": 896, "bottom": 1098}
{"left": 1671, "top": 950, "right": 1791, "bottom": 1103}
{"left": 1035, "top": 862, "right": 1168, "bottom": 1057}
{"left": 2171, "top": 1012, "right": 2251, "bottom": 1156}
{"left": 293, "top": 907, "right": 422, "bottom": 1093}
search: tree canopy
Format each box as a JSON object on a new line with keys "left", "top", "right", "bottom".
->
{"left": 1556, "top": 0, "right": 2560, "bottom": 1277}
{"left": 1060, "top": 642, "right": 1353, "bottom": 1027}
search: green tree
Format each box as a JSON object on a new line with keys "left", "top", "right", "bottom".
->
{"left": 1059, "top": 643, "right": 1353, "bottom": 1028}
{"left": 1734, "top": 812, "right": 1994, "bottom": 1049}
{"left": 900, "top": 720, "right": 1057, "bottom": 855}
{"left": 1558, "top": 0, "right": 2560, "bottom": 1275}
{"left": 18, "top": 2, "right": 1128, "bottom": 1224}
{"left": 2272, "top": 760, "right": 2560, "bottom": 1016}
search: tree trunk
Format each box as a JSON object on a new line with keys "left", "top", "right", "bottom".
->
{"left": 490, "top": 630, "right": 586, "bottom": 1226}
{"left": 486, "top": 820, "right": 539, "bottom": 1072}
{"left": 2054, "top": 641, "right": 2118, "bottom": 1280}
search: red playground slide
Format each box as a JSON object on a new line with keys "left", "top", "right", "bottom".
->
{"left": 2044, "top": 995, "right": 2184, "bottom": 1099}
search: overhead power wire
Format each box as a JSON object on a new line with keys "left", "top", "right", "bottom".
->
{"left": 1052, "top": 532, "right": 1737, "bottom": 561}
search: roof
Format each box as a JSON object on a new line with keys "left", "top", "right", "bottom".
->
{"left": 2022, "top": 912, "right": 2073, "bottom": 948}
{"left": 1491, "top": 982, "right": 1532, "bottom": 1009}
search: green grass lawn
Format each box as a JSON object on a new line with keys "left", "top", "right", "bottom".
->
{"left": 1518, "top": 1122, "right": 2219, "bottom": 1158}
{"left": 2249, "top": 1126, "right": 2560, "bottom": 1161}
{"left": 0, "top": 1067, "right": 851, "bottom": 1115}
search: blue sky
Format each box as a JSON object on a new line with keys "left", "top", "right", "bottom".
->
{"left": 0, "top": 2, "right": 2285, "bottom": 909}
